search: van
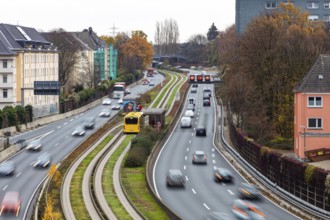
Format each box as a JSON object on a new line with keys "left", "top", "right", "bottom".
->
{"left": 181, "top": 116, "right": 192, "bottom": 128}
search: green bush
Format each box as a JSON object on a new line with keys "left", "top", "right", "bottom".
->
{"left": 124, "top": 146, "right": 148, "bottom": 167}
{"left": 269, "top": 136, "right": 293, "bottom": 150}
{"left": 131, "top": 135, "right": 152, "bottom": 154}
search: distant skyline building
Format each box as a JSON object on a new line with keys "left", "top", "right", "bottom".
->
{"left": 236, "top": 0, "right": 330, "bottom": 34}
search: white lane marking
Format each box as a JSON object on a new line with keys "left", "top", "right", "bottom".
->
{"left": 55, "top": 143, "right": 59, "bottom": 147}
{"left": 30, "top": 161, "right": 35, "bottom": 165}
{"left": 80, "top": 113, "right": 84, "bottom": 115}
{"left": 70, "top": 119, "right": 73, "bottom": 121}
{"left": 3, "top": 185, "right": 8, "bottom": 191}
{"left": 63, "top": 122, "right": 68, "bottom": 126}
{"left": 212, "top": 160, "right": 216, "bottom": 164}
{"left": 192, "top": 133, "right": 194, "bottom": 136}
{"left": 213, "top": 166, "right": 217, "bottom": 170}
{"left": 185, "top": 156, "right": 187, "bottom": 160}
{"left": 65, "top": 136, "right": 69, "bottom": 139}
{"left": 212, "top": 153, "right": 215, "bottom": 158}
{"left": 184, "top": 165, "right": 186, "bottom": 170}
{"left": 187, "top": 148, "right": 189, "bottom": 152}
{"left": 222, "top": 183, "right": 227, "bottom": 186}
{"left": 16, "top": 172, "right": 22, "bottom": 177}
{"left": 203, "top": 203, "right": 210, "bottom": 210}
{"left": 57, "top": 126, "right": 61, "bottom": 129}
{"left": 195, "top": 121, "right": 198, "bottom": 125}
{"left": 212, "top": 148, "right": 215, "bottom": 152}
{"left": 192, "top": 188, "right": 196, "bottom": 194}
{"left": 185, "top": 176, "right": 189, "bottom": 181}
{"left": 228, "top": 190, "right": 234, "bottom": 196}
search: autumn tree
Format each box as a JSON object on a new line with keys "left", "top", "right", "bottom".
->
{"left": 221, "top": 3, "right": 330, "bottom": 143}
{"left": 113, "top": 33, "right": 130, "bottom": 69}
{"left": 121, "top": 31, "right": 153, "bottom": 72}
{"left": 99, "top": 35, "right": 115, "bottom": 45}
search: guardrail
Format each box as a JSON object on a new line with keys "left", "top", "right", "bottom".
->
{"left": 218, "top": 99, "right": 330, "bottom": 220}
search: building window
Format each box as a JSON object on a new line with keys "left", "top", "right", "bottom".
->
{"left": 307, "top": 2, "right": 319, "bottom": 9}
{"left": 3, "top": 75, "right": 7, "bottom": 83}
{"left": 3, "top": 60, "right": 7, "bottom": 68}
{"left": 325, "top": 1, "right": 330, "bottom": 8}
{"left": 308, "top": 118, "right": 322, "bottom": 128}
{"left": 3, "top": 89, "right": 8, "bottom": 98}
{"left": 308, "top": 96, "right": 322, "bottom": 107}
{"left": 265, "top": 2, "right": 277, "bottom": 9}
{"left": 308, "top": 15, "right": 319, "bottom": 21}
{"left": 324, "top": 15, "right": 330, "bottom": 21}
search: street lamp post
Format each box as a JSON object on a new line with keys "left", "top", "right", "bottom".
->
{"left": 300, "top": 125, "right": 306, "bottom": 160}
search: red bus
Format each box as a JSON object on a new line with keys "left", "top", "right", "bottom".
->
{"left": 147, "top": 68, "right": 154, "bottom": 77}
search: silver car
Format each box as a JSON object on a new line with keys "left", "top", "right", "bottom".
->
{"left": 72, "top": 125, "right": 85, "bottom": 136}
{"left": 33, "top": 152, "right": 51, "bottom": 168}
{"left": 192, "top": 151, "right": 207, "bottom": 164}
{"left": 26, "top": 139, "right": 42, "bottom": 151}
{"left": 0, "top": 161, "right": 15, "bottom": 176}
{"left": 166, "top": 169, "right": 185, "bottom": 187}
{"left": 99, "top": 109, "right": 111, "bottom": 117}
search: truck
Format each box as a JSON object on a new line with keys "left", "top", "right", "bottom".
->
{"left": 113, "top": 82, "right": 126, "bottom": 99}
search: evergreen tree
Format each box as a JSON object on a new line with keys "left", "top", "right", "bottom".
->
{"left": 207, "top": 23, "right": 219, "bottom": 41}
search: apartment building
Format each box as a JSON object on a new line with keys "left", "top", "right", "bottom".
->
{"left": 236, "top": 0, "right": 330, "bottom": 34}
{"left": 293, "top": 54, "right": 330, "bottom": 160}
{"left": 0, "top": 23, "right": 59, "bottom": 117}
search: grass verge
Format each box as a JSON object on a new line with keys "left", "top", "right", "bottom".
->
{"left": 70, "top": 135, "right": 114, "bottom": 220}
{"left": 102, "top": 135, "right": 134, "bottom": 219}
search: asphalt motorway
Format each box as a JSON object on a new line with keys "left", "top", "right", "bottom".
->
{"left": 0, "top": 73, "right": 165, "bottom": 219}
{"left": 153, "top": 84, "right": 300, "bottom": 220}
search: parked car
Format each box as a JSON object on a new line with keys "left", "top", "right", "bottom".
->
{"left": 33, "top": 152, "right": 51, "bottom": 168}
{"left": 196, "top": 125, "right": 206, "bottom": 136}
{"left": 232, "top": 199, "right": 265, "bottom": 220}
{"left": 72, "top": 125, "right": 85, "bottom": 136}
{"left": 26, "top": 139, "right": 42, "bottom": 151}
{"left": 0, "top": 191, "right": 21, "bottom": 216}
{"left": 214, "top": 167, "right": 233, "bottom": 183}
{"left": 0, "top": 161, "right": 15, "bottom": 176}
{"left": 238, "top": 183, "right": 261, "bottom": 200}
{"left": 83, "top": 117, "right": 95, "bottom": 129}
{"left": 181, "top": 116, "right": 192, "bottom": 128}
{"left": 99, "top": 109, "right": 111, "bottom": 117}
{"left": 192, "top": 151, "right": 207, "bottom": 164}
{"left": 166, "top": 169, "right": 185, "bottom": 187}
{"left": 102, "top": 98, "right": 112, "bottom": 105}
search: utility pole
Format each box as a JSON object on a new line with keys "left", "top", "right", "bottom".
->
{"left": 109, "top": 23, "right": 119, "bottom": 37}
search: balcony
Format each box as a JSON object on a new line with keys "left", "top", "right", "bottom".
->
{"left": 0, "top": 67, "right": 14, "bottom": 74}
{"left": 0, "top": 82, "right": 15, "bottom": 88}
{"left": 0, "top": 97, "right": 16, "bottom": 103}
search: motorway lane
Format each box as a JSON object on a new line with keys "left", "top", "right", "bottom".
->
{"left": 0, "top": 73, "right": 166, "bottom": 219}
{"left": 153, "top": 84, "right": 300, "bottom": 220}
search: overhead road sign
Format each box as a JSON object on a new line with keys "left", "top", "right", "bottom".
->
{"left": 188, "top": 74, "right": 223, "bottom": 84}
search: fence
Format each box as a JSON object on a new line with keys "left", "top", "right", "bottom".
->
{"left": 228, "top": 120, "right": 330, "bottom": 213}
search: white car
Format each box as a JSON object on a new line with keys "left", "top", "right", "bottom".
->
{"left": 99, "top": 109, "right": 111, "bottom": 117}
{"left": 181, "top": 116, "right": 192, "bottom": 128}
{"left": 118, "top": 98, "right": 123, "bottom": 104}
{"left": 102, "top": 98, "right": 112, "bottom": 105}
{"left": 184, "top": 110, "right": 195, "bottom": 118}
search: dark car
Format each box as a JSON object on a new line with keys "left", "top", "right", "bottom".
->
{"left": 196, "top": 125, "right": 206, "bottom": 136}
{"left": 203, "top": 99, "right": 211, "bottom": 106}
{"left": 0, "top": 191, "right": 21, "bottom": 217}
{"left": 203, "top": 93, "right": 210, "bottom": 100}
{"left": 192, "top": 84, "right": 198, "bottom": 88}
{"left": 214, "top": 167, "right": 233, "bottom": 183}
{"left": 191, "top": 88, "right": 197, "bottom": 93}
{"left": 83, "top": 117, "right": 95, "bottom": 129}
{"left": 192, "top": 151, "right": 207, "bottom": 164}
{"left": 238, "top": 183, "right": 261, "bottom": 200}
{"left": 14, "top": 139, "right": 27, "bottom": 149}
{"left": 26, "top": 139, "right": 42, "bottom": 151}
{"left": 232, "top": 199, "right": 266, "bottom": 220}
{"left": 72, "top": 125, "right": 86, "bottom": 136}
{"left": 99, "top": 109, "right": 111, "bottom": 117}
{"left": 188, "top": 97, "right": 196, "bottom": 105}
{"left": 166, "top": 169, "right": 185, "bottom": 187}
{"left": 33, "top": 152, "right": 51, "bottom": 168}
{"left": 187, "top": 103, "right": 195, "bottom": 111}
{"left": 0, "top": 161, "right": 15, "bottom": 176}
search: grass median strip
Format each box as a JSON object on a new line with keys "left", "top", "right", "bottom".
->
{"left": 70, "top": 134, "right": 113, "bottom": 220}
{"left": 102, "top": 135, "right": 134, "bottom": 219}
{"left": 121, "top": 166, "right": 170, "bottom": 220}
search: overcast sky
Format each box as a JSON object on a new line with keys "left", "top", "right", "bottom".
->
{"left": 1, "top": 0, "right": 235, "bottom": 43}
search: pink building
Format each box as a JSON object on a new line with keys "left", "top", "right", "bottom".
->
{"left": 293, "top": 54, "right": 330, "bottom": 160}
